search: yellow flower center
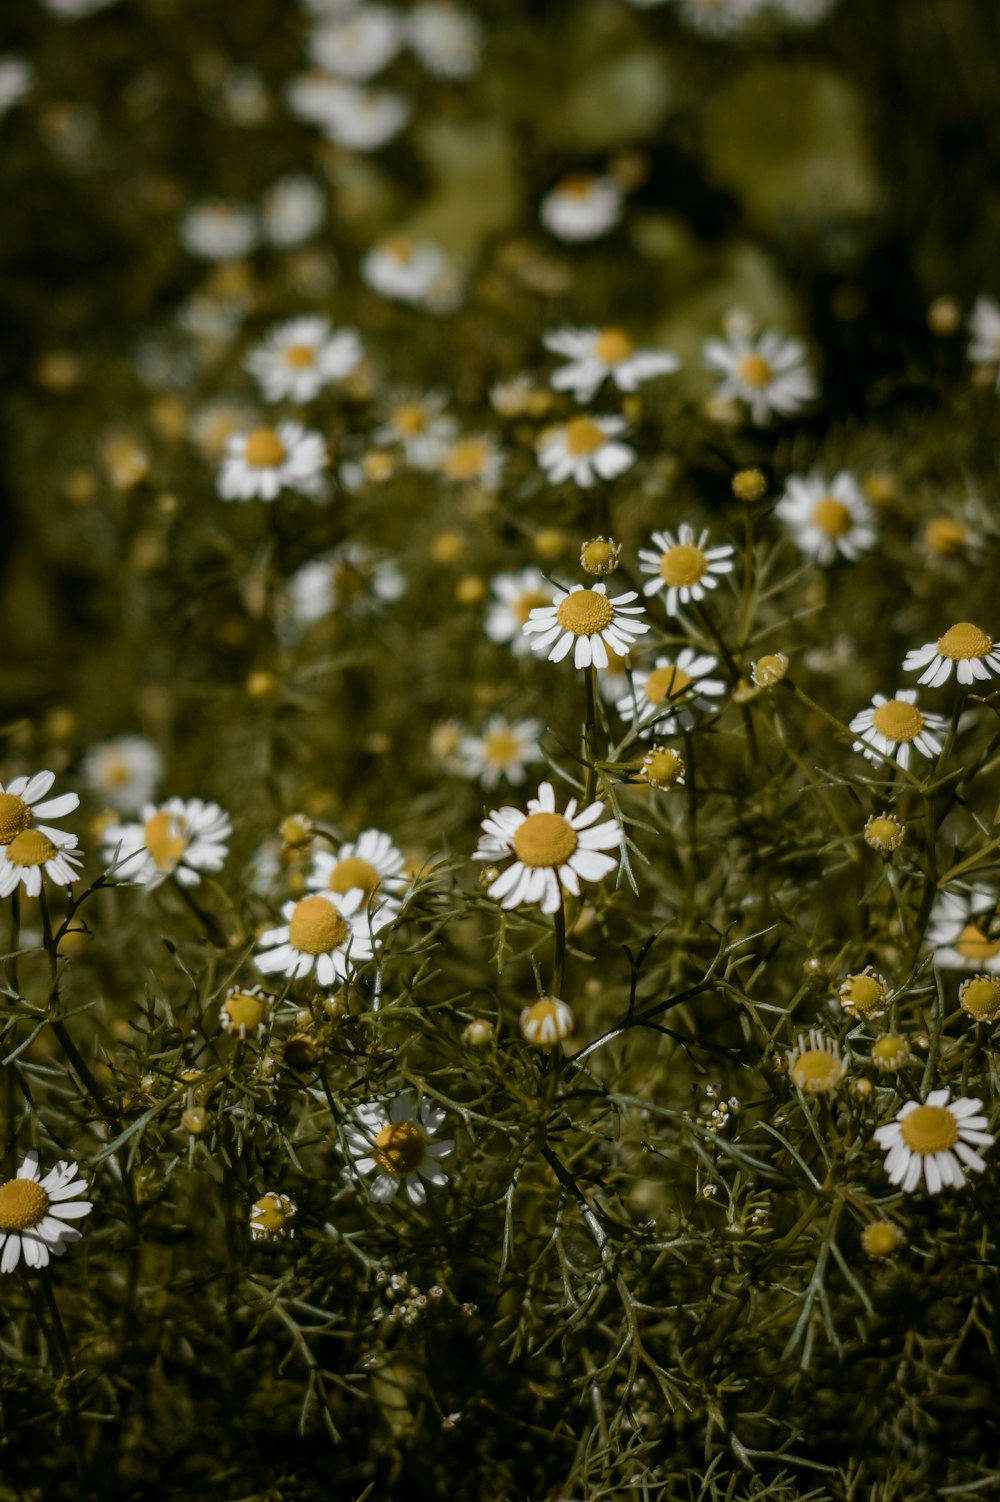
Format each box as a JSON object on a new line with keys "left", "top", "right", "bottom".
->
{"left": 283, "top": 343, "right": 317, "bottom": 369}
{"left": 644, "top": 665, "right": 693, "bottom": 707}
{"left": 555, "top": 589, "right": 614, "bottom": 637}
{"left": 392, "top": 402, "right": 427, "bottom": 436}
{"left": 143, "top": 811, "right": 187, "bottom": 873}
{"left": 103, "top": 756, "right": 133, "bottom": 788}
{"left": 862, "top": 1221, "right": 902, "bottom": 1258}
{"left": 594, "top": 328, "right": 634, "bottom": 365}
{"left": 580, "top": 538, "right": 619, "bottom": 575}
{"left": 384, "top": 236, "right": 415, "bottom": 264}
{"left": 253, "top": 1194, "right": 292, "bottom": 1234}
{"left": 811, "top": 497, "right": 853, "bottom": 538}
{"left": 288, "top": 895, "right": 349, "bottom": 954}
{"left": 956, "top": 923, "right": 1000, "bottom": 963}
{"left": 900, "top": 1103, "right": 959, "bottom": 1155}
{"left": 937, "top": 622, "right": 992, "bottom": 661}
{"left": 6, "top": 830, "right": 59, "bottom": 868}
{"left": 0, "top": 1177, "right": 49, "bottom": 1232}
{"left": 871, "top": 700, "right": 924, "bottom": 743}
{"left": 871, "top": 1034, "right": 910, "bottom": 1071}
{"left": 924, "top": 517, "right": 968, "bottom": 556}
{"left": 641, "top": 747, "right": 684, "bottom": 789}
{"left": 327, "top": 856, "right": 382, "bottom": 900}
{"left": 521, "top": 997, "right": 573, "bottom": 1045}
{"left": 960, "top": 975, "right": 1000, "bottom": 1021}
{"left": 224, "top": 992, "right": 267, "bottom": 1033}
{"left": 564, "top": 417, "right": 606, "bottom": 456}
{"left": 514, "top": 589, "right": 552, "bottom": 626}
{"left": 865, "top": 814, "right": 903, "bottom": 850}
{"left": 659, "top": 544, "right": 707, "bottom": 588}
{"left": 483, "top": 729, "right": 522, "bottom": 768}
{"left": 373, "top": 1121, "right": 426, "bottom": 1175}
{"left": 789, "top": 1047, "right": 843, "bottom": 1093}
{"left": 445, "top": 439, "right": 491, "bottom": 481}
{"left": 840, "top": 972, "right": 887, "bottom": 1016}
{"left": 737, "top": 352, "right": 774, "bottom": 388}
{"left": 0, "top": 793, "right": 31, "bottom": 846}
{"left": 559, "top": 174, "right": 596, "bottom": 199}
{"left": 244, "top": 428, "right": 288, "bottom": 469}
{"left": 511, "top": 811, "right": 578, "bottom": 869}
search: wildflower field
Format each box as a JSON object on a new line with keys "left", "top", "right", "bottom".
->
{"left": 3, "top": 0, "right": 1000, "bottom": 1497}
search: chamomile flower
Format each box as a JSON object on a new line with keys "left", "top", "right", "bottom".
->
{"left": 407, "top": 2, "right": 484, "bottom": 78}
{"left": 787, "top": 1030, "right": 846, "bottom": 1094}
{"left": 307, "top": 828, "right": 407, "bottom": 919}
{"left": 0, "top": 59, "right": 32, "bottom": 118}
{"left": 925, "top": 887, "right": 1000, "bottom": 973}
{"left": 520, "top": 996, "right": 574, "bottom": 1046}
{"left": 485, "top": 569, "right": 556, "bottom": 657}
{"left": 902, "top": 623, "right": 1000, "bottom": 688}
{"left": 671, "top": 0, "right": 766, "bottom": 34}
{"left": 344, "top": 1092, "right": 453, "bottom": 1205}
{"left": 0, "top": 830, "right": 82, "bottom": 899}
{"left": 217, "top": 422, "right": 328, "bottom": 502}
{"left": 849, "top": 690, "right": 947, "bottom": 770}
{"left": 474, "top": 780, "right": 622, "bottom": 915}
{"left": 375, "top": 391, "right": 457, "bottom": 469}
{"left": 617, "top": 651, "right": 727, "bottom": 736}
{"left": 255, "top": 889, "right": 378, "bottom": 987}
{"left": 775, "top": 471, "right": 877, "bottom": 565}
{"left": 308, "top": 4, "right": 403, "bottom": 79}
{"left": 703, "top": 323, "right": 817, "bottom": 425}
{"left": 284, "top": 544, "right": 405, "bottom": 635}
{"left": 219, "top": 985, "right": 273, "bottom": 1041}
{"left": 80, "top": 735, "right": 163, "bottom": 815}
{"left": 361, "top": 236, "right": 450, "bottom": 307}
{"left": 0, "top": 1152, "right": 92, "bottom": 1274}
{"left": 260, "top": 175, "right": 327, "bottom": 247}
{"left": 315, "top": 82, "right": 411, "bottom": 151}
{"left": 875, "top": 1089, "right": 994, "bottom": 1194}
{"left": 838, "top": 967, "right": 890, "bottom": 1020}
{"left": 102, "top": 797, "right": 232, "bottom": 889}
{"left": 539, "top": 173, "right": 624, "bottom": 243}
{"left": 245, "top": 317, "right": 362, "bottom": 403}
{"left": 0, "top": 771, "right": 80, "bottom": 852}
{"left": 967, "top": 295, "right": 1000, "bottom": 388}
{"left": 543, "top": 326, "right": 680, "bottom": 403}
{"left": 958, "top": 974, "right": 1000, "bottom": 1023}
{"left": 250, "top": 1191, "right": 297, "bottom": 1240}
{"left": 537, "top": 415, "right": 635, "bottom": 488}
{"left": 180, "top": 201, "right": 259, "bottom": 262}
{"left": 457, "top": 716, "right": 544, "bottom": 788}
{"left": 440, "top": 433, "right": 505, "bottom": 492}
{"left": 637, "top": 524, "right": 735, "bottom": 616}
{"left": 523, "top": 582, "right": 649, "bottom": 669}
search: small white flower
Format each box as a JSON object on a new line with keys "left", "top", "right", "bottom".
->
{"left": 875, "top": 1089, "right": 994, "bottom": 1194}
{"left": 967, "top": 295, "right": 1000, "bottom": 388}
{"left": 374, "top": 391, "right": 457, "bottom": 469}
{"left": 925, "top": 887, "right": 1000, "bottom": 973}
{"left": 0, "top": 58, "right": 32, "bottom": 118}
{"left": 255, "top": 889, "right": 378, "bottom": 987}
{"left": 523, "top": 582, "right": 649, "bottom": 669}
{"left": 703, "top": 323, "right": 817, "bottom": 424}
{"left": 284, "top": 543, "right": 405, "bottom": 636}
{"left": 308, "top": 4, "right": 404, "bottom": 79}
{"left": 637, "top": 523, "right": 735, "bottom": 616}
{"left": 39, "top": 0, "right": 121, "bottom": 15}
{"left": 102, "top": 797, "right": 231, "bottom": 889}
{"left": 317, "top": 81, "right": 411, "bottom": 151}
{"left": 80, "top": 736, "right": 163, "bottom": 814}
{"left": 245, "top": 317, "right": 362, "bottom": 403}
{"left": 849, "top": 689, "right": 948, "bottom": 770}
{"left": 260, "top": 175, "right": 327, "bottom": 248}
{"left": 180, "top": 201, "right": 259, "bottom": 262}
{"left": 775, "top": 471, "right": 876, "bottom": 565}
{"left": 474, "top": 780, "right": 622, "bottom": 915}
{"left": 457, "top": 716, "right": 544, "bottom": 789}
{"left": 540, "top": 173, "right": 624, "bottom": 243}
{"left": 903, "top": 622, "right": 1000, "bottom": 688}
{"left": 544, "top": 325, "right": 680, "bottom": 403}
{"left": 307, "top": 828, "right": 408, "bottom": 921}
{"left": 217, "top": 422, "right": 328, "bottom": 502}
{"left": 407, "top": 1, "right": 484, "bottom": 78}
{"left": 0, "top": 770, "right": 80, "bottom": 850}
{"left": 250, "top": 1191, "right": 297, "bottom": 1240}
{"left": 617, "top": 651, "right": 727, "bottom": 736}
{"left": 0, "top": 1151, "right": 92, "bottom": 1274}
{"left": 344, "top": 1092, "right": 453, "bottom": 1205}
{"left": 440, "top": 433, "right": 505, "bottom": 491}
{"left": 537, "top": 415, "right": 635, "bottom": 488}
{"left": 520, "top": 996, "right": 574, "bottom": 1046}
{"left": 0, "top": 830, "right": 82, "bottom": 899}
{"left": 670, "top": 0, "right": 766, "bottom": 35}
{"left": 361, "top": 236, "right": 453, "bottom": 308}
{"left": 485, "top": 569, "right": 556, "bottom": 657}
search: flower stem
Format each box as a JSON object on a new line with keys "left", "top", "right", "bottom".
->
{"left": 552, "top": 898, "right": 566, "bottom": 999}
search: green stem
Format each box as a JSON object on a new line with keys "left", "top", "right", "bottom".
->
{"left": 583, "top": 665, "right": 598, "bottom": 808}
{"left": 552, "top": 898, "right": 566, "bottom": 999}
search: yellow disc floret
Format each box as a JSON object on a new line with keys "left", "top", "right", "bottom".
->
{"left": 871, "top": 700, "right": 924, "bottom": 743}
{"left": 511, "top": 812, "right": 578, "bottom": 869}
{"left": 937, "top": 622, "right": 992, "bottom": 661}
{"left": 737, "top": 353, "right": 774, "bottom": 388}
{"left": 958, "top": 974, "right": 1000, "bottom": 1022}
{"left": 143, "top": 811, "right": 187, "bottom": 873}
{"left": 327, "top": 856, "right": 381, "bottom": 900}
{"left": 955, "top": 923, "right": 1000, "bottom": 963}
{"left": 373, "top": 1121, "right": 426, "bottom": 1176}
{"left": 244, "top": 428, "right": 287, "bottom": 469}
{"left": 659, "top": 544, "right": 707, "bottom": 588}
{"left": 6, "top": 830, "right": 58, "bottom": 868}
{"left": 555, "top": 589, "right": 615, "bottom": 637}
{"left": 288, "top": 896, "right": 349, "bottom": 955}
{"left": 563, "top": 417, "right": 606, "bottom": 456}
{"left": 594, "top": 328, "right": 634, "bottom": 365}
{"left": 0, "top": 794, "right": 31, "bottom": 847}
{"left": 644, "top": 665, "right": 693, "bottom": 707}
{"left": 839, "top": 969, "right": 889, "bottom": 1018}
{"left": 811, "top": 497, "right": 853, "bottom": 537}
{"left": 900, "top": 1104, "right": 959, "bottom": 1155}
{"left": 0, "top": 1177, "right": 49, "bottom": 1232}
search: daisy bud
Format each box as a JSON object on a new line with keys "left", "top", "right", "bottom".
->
{"left": 640, "top": 745, "right": 686, "bottom": 790}
{"left": 279, "top": 813, "right": 315, "bottom": 849}
{"left": 958, "top": 974, "right": 1000, "bottom": 1023}
{"left": 927, "top": 295, "right": 961, "bottom": 336}
{"left": 462, "top": 1018, "right": 494, "bottom": 1047}
{"left": 580, "top": 536, "right": 621, "bottom": 577}
{"left": 732, "top": 468, "right": 767, "bottom": 502}
{"left": 751, "top": 653, "right": 789, "bottom": 688}
{"left": 864, "top": 812, "right": 905, "bottom": 852}
{"left": 861, "top": 1221, "right": 906, "bottom": 1259}
{"left": 520, "top": 996, "right": 574, "bottom": 1047}
{"left": 182, "top": 1106, "right": 211, "bottom": 1136}
{"left": 871, "top": 1034, "right": 911, "bottom": 1073}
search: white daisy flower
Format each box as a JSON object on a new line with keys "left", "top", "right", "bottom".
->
{"left": 245, "top": 317, "right": 362, "bottom": 403}
{"left": 703, "top": 324, "right": 817, "bottom": 425}
{"left": 260, "top": 175, "right": 327, "bottom": 248}
{"left": 360, "top": 236, "right": 451, "bottom": 307}
{"left": 637, "top": 524, "right": 735, "bottom": 616}
{"left": 102, "top": 797, "right": 232, "bottom": 889}
{"left": 41, "top": 0, "right": 121, "bottom": 17}
{"left": 307, "top": 828, "right": 407, "bottom": 918}
{"left": 543, "top": 325, "right": 680, "bottom": 404}
{"left": 457, "top": 716, "right": 544, "bottom": 789}
{"left": 0, "top": 1151, "right": 92, "bottom": 1273}
{"left": 315, "top": 81, "right": 411, "bottom": 151}
{"left": 217, "top": 422, "right": 328, "bottom": 502}
{"left": 407, "top": 2, "right": 484, "bottom": 78}
{"left": 967, "top": 295, "right": 1000, "bottom": 389}
{"left": 0, "top": 59, "right": 32, "bottom": 118}
{"left": 875, "top": 1089, "right": 994, "bottom": 1194}
{"left": 0, "top": 829, "right": 82, "bottom": 899}
{"left": 540, "top": 173, "right": 624, "bottom": 243}
{"left": 255, "top": 889, "right": 378, "bottom": 987}
{"left": 670, "top": 0, "right": 766, "bottom": 35}
{"left": 180, "top": 201, "right": 259, "bottom": 262}
{"left": 250, "top": 1191, "right": 296, "bottom": 1240}
{"left": 616, "top": 650, "right": 727, "bottom": 736}
{"left": 925, "top": 886, "right": 1000, "bottom": 973}
{"left": 537, "top": 415, "right": 635, "bottom": 488}
{"left": 520, "top": 995, "right": 574, "bottom": 1046}
{"left": 80, "top": 735, "right": 163, "bottom": 814}
{"left": 344, "top": 1092, "right": 453, "bottom": 1206}
{"left": 849, "top": 689, "right": 948, "bottom": 770}
{"left": 374, "top": 391, "right": 457, "bottom": 469}
{"left": 284, "top": 543, "right": 405, "bottom": 636}
{"left": 0, "top": 770, "right": 80, "bottom": 853}
{"left": 308, "top": 4, "right": 404, "bottom": 79}
{"left": 474, "top": 780, "right": 622, "bottom": 915}
{"left": 485, "top": 570, "right": 556, "bottom": 657}
{"left": 440, "top": 433, "right": 505, "bottom": 492}
{"left": 775, "top": 471, "right": 877, "bottom": 565}
{"left": 787, "top": 1029, "right": 846, "bottom": 1094}
{"left": 903, "top": 622, "right": 1000, "bottom": 688}
{"left": 770, "top": 0, "right": 838, "bottom": 23}
{"left": 523, "top": 582, "right": 650, "bottom": 669}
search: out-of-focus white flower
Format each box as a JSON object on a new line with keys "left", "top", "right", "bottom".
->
{"left": 617, "top": 651, "right": 727, "bottom": 736}
{"left": 967, "top": 296, "right": 1000, "bottom": 389}
{"left": 375, "top": 391, "right": 457, "bottom": 469}
{"left": 361, "top": 236, "right": 455, "bottom": 308}
{"left": 540, "top": 174, "right": 624, "bottom": 243}
{"left": 669, "top": 0, "right": 766, "bottom": 35}
{"left": 284, "top": 543, "right": 405, "bottom": 635}
{"left": 255, "top": 889, "right": 379, "bottom": 987}
{"left": 457, "top": 716, "right": 544, "bottom": 788}
{"left": 703, "top": 321, "right": 817, "bottom": 424}
{"left": 80, "top": 735, "right": 163, "bottom": 814}
{"left": 407, "top": 2, "right": 484, "bottom": 78}
{"left": 485, "top": 569, "right": 555, "bottom": 658}
{"left": 544, "top": 326, "right": 679, "bottom": 403}
{"left": 637, "top": 524, "right": 735, "bottom": 616}
{"left": 180, "top": 201, "right": 259, "bottom": 261}
{"left": 775, "top": 471, "right": 876, "bottom": 565}
{"left": 102, "top": 798, "right": 231, "bottom": 889}
{"left": 0, "top": 59, "right": 33, "bottom": 117}
{"left": 245, "top": 317, "right": 362, "bottom": 403}
{"left": 217, "top": 422, "right": 328, "bottom": 502}
{"left": 925, "top": 887, "right": 1000, "bottom": 973}
{"left": 537, "top": 415, "right": 635, "bottom": 488}
{"left": 261, "top": 175, "right": 327, "bottom": 247}
{"left": 308, "top": 4, "right": 404, "bottom": 79}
